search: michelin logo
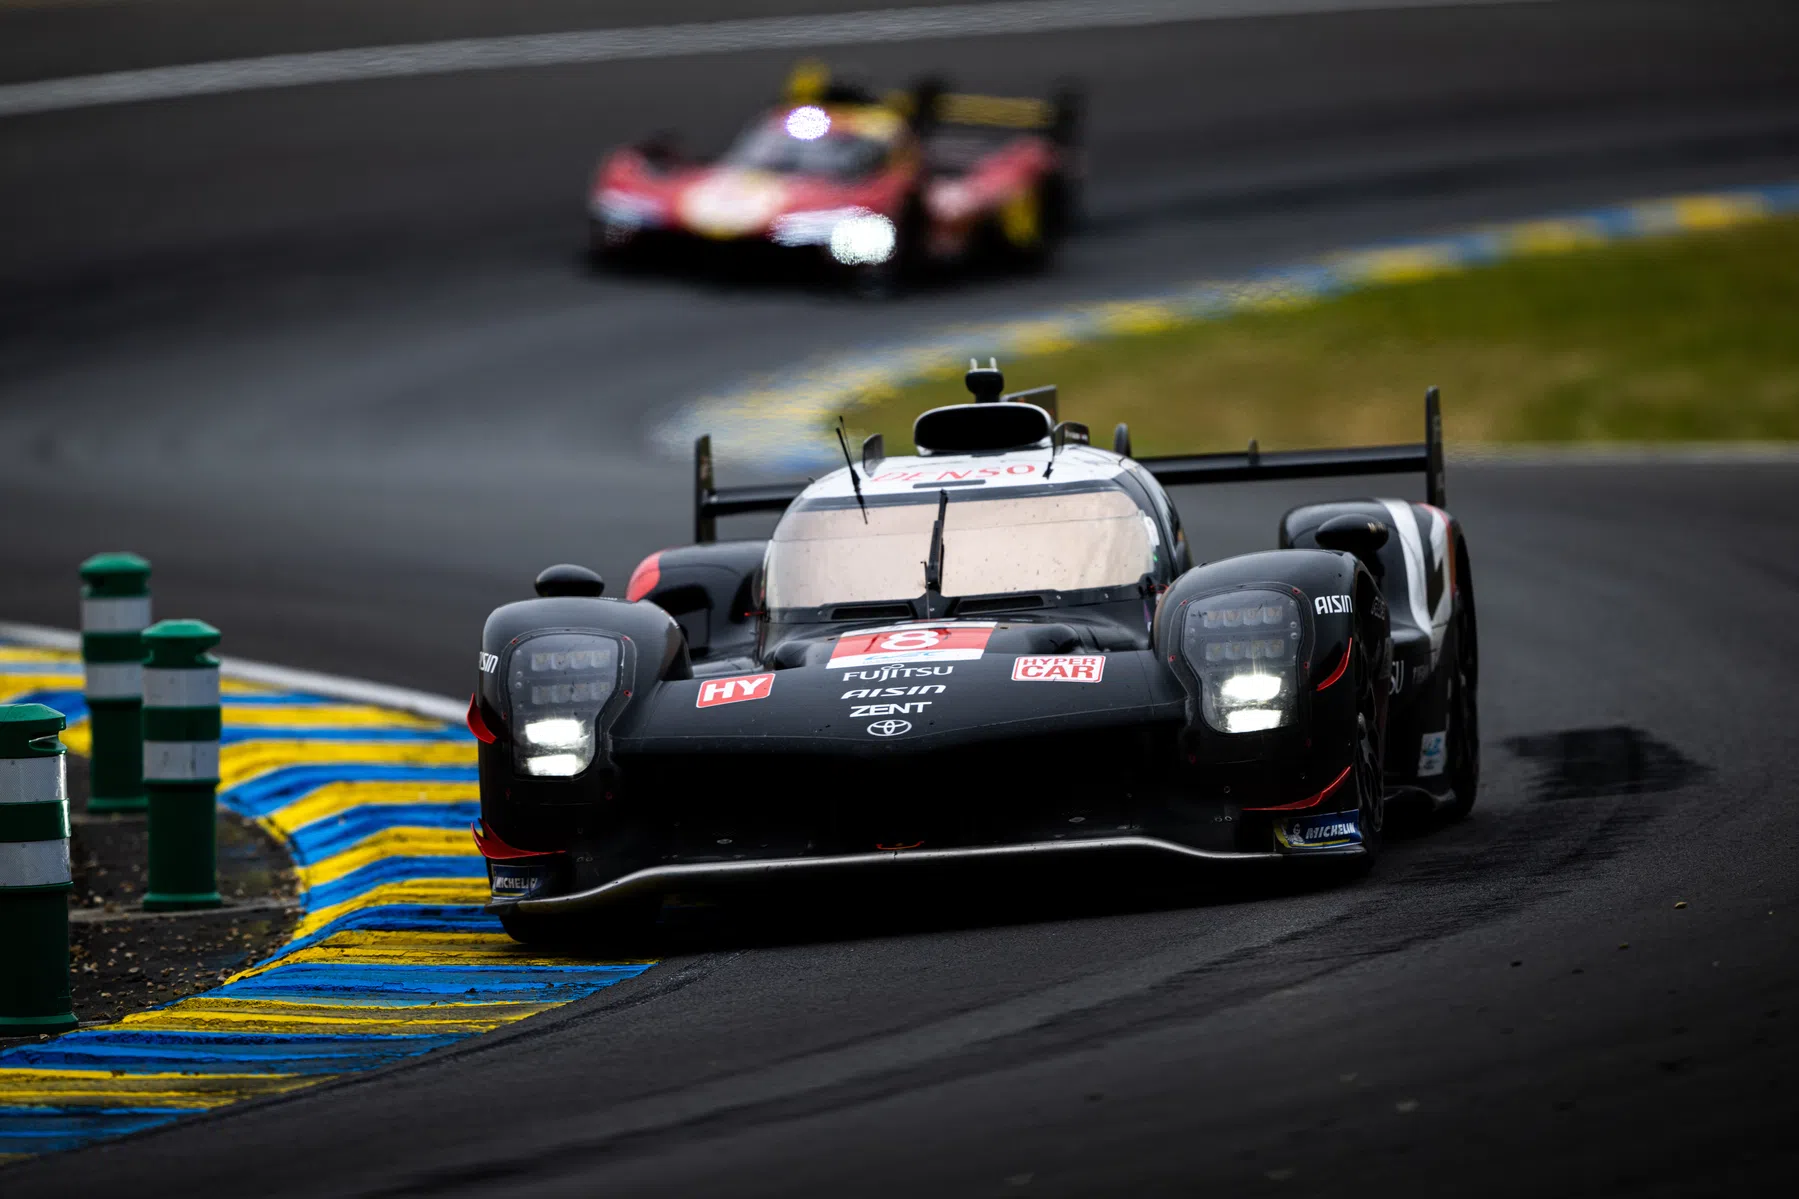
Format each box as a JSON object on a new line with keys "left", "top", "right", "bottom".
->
{"left": 1417, "top": 731, "right": 1447, "bottom": 777}
{"left": 1278, "top": 812, "right": 1362, "bottom": 850}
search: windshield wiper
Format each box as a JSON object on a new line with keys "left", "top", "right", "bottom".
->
{"left": 923, "top": 488, "right": 948, "bottom": 617}
{"left": 835, "top": 417, "right": 868, "bottom": 525}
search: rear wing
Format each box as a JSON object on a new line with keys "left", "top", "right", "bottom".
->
{"left": 692, "top": 387, "right": 1446, "bottom": 544}
{"left": 926, "top": 88, "right": 1081, "bottom": 145}
{"left": 1139, "top": 386, "right": 1446, "bottom": 505}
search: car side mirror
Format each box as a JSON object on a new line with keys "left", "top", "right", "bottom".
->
{"left": 534, "top": 564, "right": 605, "bottom": 598}
{"left": 1314, "top": 514, "right": 1389, "bottom": 569}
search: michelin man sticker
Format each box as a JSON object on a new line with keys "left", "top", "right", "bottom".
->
{"left": 1276, "top": 811, "right": 1362, "bottom": 850}
{"left": 1417, "top": 730, "right": 1447, "bottom": 777}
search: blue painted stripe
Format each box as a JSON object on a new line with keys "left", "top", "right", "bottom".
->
{"left": 301, "top": 856, "right": 485, "bottom": 910}
{"left": 216, "top": 963, "right": 649, "bottom": 1003}
{"left": 0, "top": 1108, "right": 191, "bottom": 1153}
{"left": 224, "top": 764, "right": 477, "bottom": 819}
{"left": 10, "top": 1032, "right": 461, "bottom": 1075}
{"left": 219, "top": 726, "right": 462, "bottom": 745}
{"left": 287, "top": 804, "right": 480, "bottom": 861}
{"left": 218, "top": 692, "right": 365, "bottom": 705}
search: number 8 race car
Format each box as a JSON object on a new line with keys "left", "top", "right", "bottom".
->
{"left": 469, "top": 363, "right": 1479, "bottom": 943}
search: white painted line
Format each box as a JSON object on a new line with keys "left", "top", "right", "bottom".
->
{"left": 0, "top": 0, "right": 1554, "bottom": 118}
{"left": 0, "top": 622, "right": 466, "bottom": 724}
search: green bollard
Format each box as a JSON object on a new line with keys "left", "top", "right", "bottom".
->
{"left": 0, "top": 703, "right": 78, "bottom": 1036}
{"left": 80, "top": 552, "right": 152, "bottom": 813}
{"left": 141, "top": 620, "right": 223, "bottom": 912}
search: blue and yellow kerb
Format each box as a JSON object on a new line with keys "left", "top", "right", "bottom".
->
{"left": 0, "top": 643, "right": 653, "bottom": 1163}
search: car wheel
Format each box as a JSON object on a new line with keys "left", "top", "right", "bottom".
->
{"left": 999, "top": 181, "right": 1055, "bottom": 271}
{"left": 1349, "top": 669, "right": 1385, "bottom": 871}
{"left": 1441, "top": 594, "right": 1480, "bottom": 820}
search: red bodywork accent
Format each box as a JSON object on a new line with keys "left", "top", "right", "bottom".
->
{"left": 1242, "top": 763, "right": 1355, "bottom": 812}
{"left": 466, "top": 694, "right": 496, "bottom": 744}
{"left": 1315, "top": 638, "right": 1352, "bottom": 692}
{"left": 626, "top": 551, "right": 664, "bottom": 602}
{"left": 471, "top": 818, "right": 565, "bottom": 862}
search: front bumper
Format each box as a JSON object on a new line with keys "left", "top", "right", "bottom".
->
{"left": 487, "top": 834, "right": 1370, "bottom": 917}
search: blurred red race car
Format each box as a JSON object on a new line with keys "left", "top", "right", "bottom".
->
{"left": 587, "top": 63, "right": 1082, "bottom": 294}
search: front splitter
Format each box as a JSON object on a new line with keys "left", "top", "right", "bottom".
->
{"left": 493, "top": 835, "right": 1351, "bottom": 917}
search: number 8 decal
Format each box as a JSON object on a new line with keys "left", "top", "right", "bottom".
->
{"left": 878, "top": 629, "right": 944, "bottom": 652}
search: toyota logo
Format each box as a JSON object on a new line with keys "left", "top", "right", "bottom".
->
{"left": 866, "top": 719, "right": 912, "bottom": 737}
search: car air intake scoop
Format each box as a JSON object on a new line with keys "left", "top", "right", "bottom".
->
{"left": 912, "top": 403, "right": 1054, "bottom": 455}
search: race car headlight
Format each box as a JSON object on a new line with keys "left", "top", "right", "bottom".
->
{"left": 829, "top": 213, "right": 897, "bottom": 265}
{"left": 507, "top": 633, "right": 621, "bottom": 778}
{"left": 1181, "top": 590, "right": 1303, "bottom": 734}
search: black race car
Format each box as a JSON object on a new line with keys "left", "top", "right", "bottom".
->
{"left": 469, "top": 363, "right": 1478, "bottom": 943}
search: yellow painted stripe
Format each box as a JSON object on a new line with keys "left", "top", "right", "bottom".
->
{"left": 222, "top": 703, "right": 448, "bottom": 730}
{"left": 63, "top": 719, "right": 90, "bottom": 756}
{"left": 0, "top": 648, "right": 78, "bottom": 664}
{"left": 0, "top": 674, "right": 88, "bottom": 699}
{"left": 120, "top": 996, "right": 551, "bottom": 1035}
{"left": 300, "top": 827, "right": 480, "bottom": 889}
{"left": 289, "top": 877, "right": 490, "bottom": 942}
{"left": 0, "top": 1070, "right": 315, "bottom": 1108}
{"left": 236, "top": 929, "right": 638, "bottom": 980}
{"left": 221, "top": 739, "right": 475, "bottom": 791}
{"left": 1334, "top": 242, "right": 1463, "bottom": 285}
{"left": 1670, "top": 192, "right": 1766, "bottom": 231}
{"left": 265, "top": 779, "right": 478, "bottom": 835}
{"left": 1503, "top": 216, "right": 1606, "bottom": 256}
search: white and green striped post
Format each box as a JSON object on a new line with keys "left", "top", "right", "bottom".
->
{"left": 141, "top": 620, "right": 223, "bottom": 912}
{"left": 0, "top": 703, "right": 78, "bottom": 1036}
{"left": 80, "top": 552, "right": 152, "bottom": 813}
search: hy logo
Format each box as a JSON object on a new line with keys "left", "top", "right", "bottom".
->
{"left": 866, "top": 719, "right": 912, "bottom": 738}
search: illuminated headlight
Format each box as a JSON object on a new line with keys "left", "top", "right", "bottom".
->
{"left": 829, "top": 213, "right": 897, "bottom": 265}
{"left": 594, "top": 189, "right": 666, "bottom": 228}
{"left": 507, "top": 634, "right": 621, "bottom": 778}
{"left": 1181, "top": 590, "right": 1303, "bottom": 733}
{"left": 771, "top": 207, "right": 863, "bottom": 247}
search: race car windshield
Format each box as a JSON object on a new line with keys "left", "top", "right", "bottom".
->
{"left": 724, "top": 122, "right": 890, "bottom": 180}
{"left": 766, "top": 488, "right": 1155, "bottom": 610}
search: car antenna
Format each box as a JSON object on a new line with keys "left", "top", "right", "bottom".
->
{"left": 835, "top": 416, "right": 868, "bottom": 525}
{"left": 923, "top": 488, "right": 948, "bottom": 617}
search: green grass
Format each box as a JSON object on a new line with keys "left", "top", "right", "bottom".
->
{"left": 848, "top": 214, "right": 1799, "bottom": 456}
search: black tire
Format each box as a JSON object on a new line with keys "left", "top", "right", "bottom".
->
{"left": 999, "top": 178, "right": 1064, "bottom": 273}
{"left": 1348, "top": 659, "right": 1386, "bottom": 872}
{"left": 1441, "top": 578, "right": 1480, "bottom": 820}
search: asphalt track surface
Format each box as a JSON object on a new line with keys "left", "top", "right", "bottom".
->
{"left": 2, "top": 0, "right": 1798, "bottom": 1194}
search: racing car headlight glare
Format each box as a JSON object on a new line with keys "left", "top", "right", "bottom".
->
{"left": 785, "top": 105, "right": 831, "bottom": 141}
{"left": 1223, "top": 708, "right": 1285, "bottom": 734}
{"left": 522, "top": 753, "right": 586, "bottom": 778}
{"left": 1182, "top": 590, "right": 1303, "bottom": 734}
{"left": 521, "top": 717, "right": 589, "bottom": 750}
{"left": 772, "top": 207, "right": 863, "bottom": 246}
{"left": 507, "top": 633, "right": 621, "bottom": 778}
{"left": 829, "top": 214, "right": 896, "bottom": 265}
{"left": 1219, "top": 673, "right": 1284, "bottom": 704}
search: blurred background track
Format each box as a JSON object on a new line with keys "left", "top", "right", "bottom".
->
{"left": 1, "top": 2, "right": 1797, "bottom": 1194}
